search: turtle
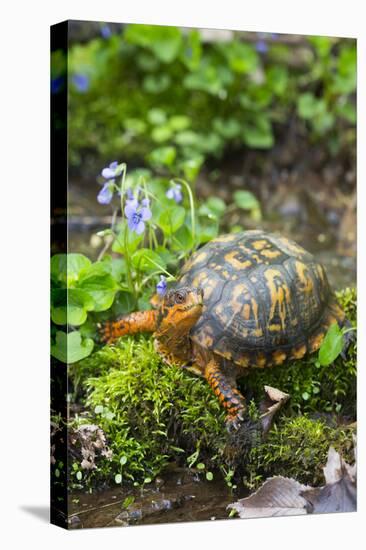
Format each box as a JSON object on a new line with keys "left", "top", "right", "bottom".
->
{"left": 99, "top": 230, "right": 345, "bottom": 429}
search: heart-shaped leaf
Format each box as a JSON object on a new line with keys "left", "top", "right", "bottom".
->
{"left": 318, "top": 323, "right": 344, "bottom": 366}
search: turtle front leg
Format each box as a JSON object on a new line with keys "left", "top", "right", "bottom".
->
{"left": 98, "top": 310, "right": 157, "bottom": 344}
{"left": 204, "top": 359, "right": 246, "bottom": 430}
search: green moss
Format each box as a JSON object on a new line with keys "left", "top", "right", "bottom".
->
{"left": 245, "top": 415, "right": 355, "bottom": 489}
{"left": 72, "top": 337, "right": 226, "bottom": 487}
{"left": 70, "top": 287, "right": 356, "bottom": 490}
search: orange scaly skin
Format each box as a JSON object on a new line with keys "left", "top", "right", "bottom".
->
{"left": 99, "top": 310, "right": 157, "bottom": 344}
{"left": 204, "top": 359, "right": 246, "bottom": 428}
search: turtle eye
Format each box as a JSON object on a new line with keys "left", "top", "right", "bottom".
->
{"left": 175, "top": 291, "right": 186, "bottom": 304}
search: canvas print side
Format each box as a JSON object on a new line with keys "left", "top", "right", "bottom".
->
{"left": 50, "top": 20, "right": 69, "bottom": 529}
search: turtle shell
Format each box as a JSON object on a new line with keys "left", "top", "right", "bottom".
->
{"left": 178, "top": 230, "right": 345, "bottom": 368}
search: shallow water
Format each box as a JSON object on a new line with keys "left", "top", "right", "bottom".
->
{"left": 68, "top": 464, "right": 245, "bottom": 529}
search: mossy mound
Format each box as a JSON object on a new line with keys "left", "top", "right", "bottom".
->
{"left": 70, "top": 337, "right": 226, "bottom": 488}
{"left": 244, "top": 415, "right": 355, "bottom": 490}
{"left": 70, "top": 287, "right": 356, "bottom": 490}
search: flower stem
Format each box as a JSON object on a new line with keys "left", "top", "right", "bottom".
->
{"left": 171, "top": 178, "right": 196, "bottom": 246}
{"left": 118, "top": 164, "right": 136, "bottom": 301}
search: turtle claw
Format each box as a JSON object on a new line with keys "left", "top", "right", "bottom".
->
{"left": 225, "top": 411, "right": 244, "bottom": 433}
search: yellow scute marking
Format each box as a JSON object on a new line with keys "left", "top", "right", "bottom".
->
{"left": 237, "top": 354, "right": 250, "bottom": 367}
{"left": 278, "top": 237, "right": 307, "bottom": 256}
{"left": 224, "top": 251, "right": 252, "bottom": 270}
{"left": 273, "top": 350, "right": 287, "bottom": 365}
{"left": 252, "top": 240, "right": 269, "bottom": 250}
{"left": 261, "top": 248, "right": 281, "bottom": 259}
{"left": 256, "top": 353, "right": 267, "bottom": 368}
{"left": 309, "top": 332, "right": 325, "bottom": 352}
{"left": 292, "top": 344, "right": 307, "bottom": 359}
{"left": 295, "top": 261, "right": 313, "bottom": 293}
{"left": 264, "top": 268, "right": 290, "bottom": 330}
{"left": 191, "top": 251, "right": 208, "bottom": 265}
{"left": 212, "top": 234, "right": 237, "bottom": 243}
{"left": 243, "top": 304, "right": 251, "bottom": 320}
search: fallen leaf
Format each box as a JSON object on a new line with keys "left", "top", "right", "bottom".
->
{"left": 228, "top": 436, "right": 357, "bottom": 518}
{"left": 228, "top": 476, "right": 309, "bottom": 518}
{"left": 259, "top": 385, "right": 290, "bottom": 436}
{"left": 301, "top": 443, "right": 357, "bottom": 513}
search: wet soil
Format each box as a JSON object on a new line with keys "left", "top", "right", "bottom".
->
{"left": 68, "top": 464, "right": 245, "bottom": 529}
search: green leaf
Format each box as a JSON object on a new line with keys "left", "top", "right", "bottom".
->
{"left": 171, "top": 225, "right": 194, "bottom": 252}
{"left": 143, "top": 74, "right": 171, "bottom": 94}
{"left": 148, "top": 146, "right": 177, "bottom": 167}
{"left": 335, "top": 102, "right": 356, "bottom": 124}
{"left": 112, "top": 222, "right": 144, "bottom": 255}
{"left": 111, "top": 291, "right": 136, "bottom": 316}
{"left": 156, "top": 206, "right": 186, "bottom": 235}
{"left": 125, "top": 25, "right": 182, "bottom": 63}
{"left": 51, "top": 288, "right": 95, "bottom": 326}
{"left": 213, "top": 117, "right": 241, "bottom": 139}
{"left": 94, "top": 405, "right": 104, "bottom": 414}
{"left": 151, "top": 125, "right": 173, "bottom": 143}
{"left": 219, "top": 41, "right": 259, "bottom": 74}
{"left": 181, "top": 30, "right": 202, "bottom": 70}
{"left": 180, "top": 156, "right": 203, "bottom": 181}
{"left": 318, "top": 323, "right": 344, "bottom": 366}
{"left": 206, "top": 471, "right": 214, "bottom": 481}
{"left": 76, "top": 471, "right": 82, "bottom": 481}
{"left": 174, "top": 130, "right": 200, "bottom": 147}
{"left": 233, "top": 190, "right": 260, "bottom": 211}
{"left": 147, "top": 108, "right": 167, "bottom": 125}
{"left": 115, "top": 473, "right": 122, "bottom": 484}
{"left": 168, "top": 115, "right": 190, "bottom": 131}
{"left": 266, "top": 66, "right": 289, "bottom": 96}
{"left": 51, "top": 253, "right": 91, "bottom": 286}
{"left": 243, "top": 116, "right": 274, "bottom": 148}
{"left": 199, "top": 197, "right": 226, "bottom": 220}
{"left": 297, "top": 93, "right": 326, "bottom": 119}
{"left": 51, "top": 331, "right": 94, "bottom": 364}
{"left": 77, "top": 263, "right": 119, "bottom": 312}
{"left": 196, "top": 462, "right": 205, "bottom": 470}
{"left": 120, "top": 456, "right": 128, "bottom": 466}
{"left": 122, "top": 496, "right": 135, "bottom": 509}
{"left": 132, "top": 249, "right": 167, "bottom": 273}
{"left": 99, "top": 256, "right": 126, "bottom": 281}
{"left": 196, "top": 221, "right": 219, "bottom": 244}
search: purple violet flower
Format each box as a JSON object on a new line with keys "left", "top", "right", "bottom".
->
{"left": 72, "top": 73, "right": 90, "bottom": 93}
{"left": 51, "top": 76, "right": 64, "bottom": 94}
{"left": 255, "top": 40, "right": 268, "bottom": 53}
{"left": 101, "top": 25, "right": 112, "bottom": 39}
{"left": 97, "top": 181, "right": 115, "bottom": 205}
{"left": 166, "top": 183, "right": 183, "bottom": 204}
{"left": 126, "top": 188, "right": 135, "bottom": 201}
{"left": 101, "top": 161, "right": 120, "bottom": 179}
{"left": 156, "top": 276, "right": 167, "bottom": 296}
{"left": 125, "top": 198, "right": 152, "bottom": 235}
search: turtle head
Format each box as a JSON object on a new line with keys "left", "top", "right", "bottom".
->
{"left": 156, "top": 286, "right": 204, "bottom": 338}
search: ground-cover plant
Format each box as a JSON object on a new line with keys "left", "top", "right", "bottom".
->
{"left": 51, "top": 162, "right": 260, "bottom": 363}
{"left": 60, "top": 25, "right": 356, "bottom": 177}
{"left": 65, "top": 288, "right": 356, "bottom": 491}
